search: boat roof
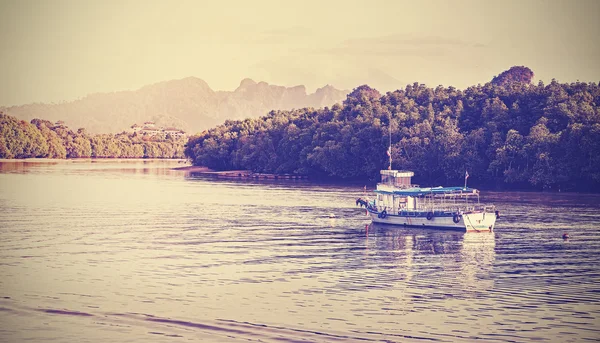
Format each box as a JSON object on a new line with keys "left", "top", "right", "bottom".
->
{"left": 380, "top": 170, "right": 414, "bottom": 177}
{"left": 375, "top": 186, "right": 478, "bottom": 196}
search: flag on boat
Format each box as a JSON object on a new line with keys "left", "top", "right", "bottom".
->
{"left": 387, "top": 146, "right": 391, "bottom": 157}
{"left": 465, "top": 170, "right": 469, "bottom": 180}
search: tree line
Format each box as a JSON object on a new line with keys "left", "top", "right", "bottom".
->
{"left": 185, "top": 67, "right": 600, "bottom": 191}
{"left": 0, "top": 115, "right": 185, "bottom": 159}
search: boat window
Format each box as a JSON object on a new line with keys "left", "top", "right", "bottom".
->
{"left": 381, "top": 174, "right": 393, "bottom": 185}
{"left": 394, "top": 176, "right": 411, "bottom": 188}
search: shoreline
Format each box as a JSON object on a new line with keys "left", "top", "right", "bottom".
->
{"left": 173, "top": 167, "right": 309, "bottom": 180}
{"left": 171, "top": 165, "right": 214, "bottom": 172}
{"left": 0, "top": 158, "right": 188, "bottom": 162}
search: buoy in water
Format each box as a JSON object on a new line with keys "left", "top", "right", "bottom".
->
{"left": 562, "top": 232, "right": 570, "bottom": 240}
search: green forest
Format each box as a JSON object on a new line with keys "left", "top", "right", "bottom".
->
{"left": 0, "top": 115, "right": 185, "bottom": 159}
{"left": 185, "top": 67, "right": 600, "bottom": 191}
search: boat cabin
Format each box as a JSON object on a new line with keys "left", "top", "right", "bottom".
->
{"left": 375, "top": 170, "right": 482, "bottom": 215}
{"left": 378, "top": 170, "right": 414, "bottom": 190}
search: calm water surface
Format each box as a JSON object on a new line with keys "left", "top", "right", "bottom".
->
{"left": 0, "top": 160, "right": 599, "bottom": 342}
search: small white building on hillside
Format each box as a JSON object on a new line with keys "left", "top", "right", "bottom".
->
{"left": 129, "top": 122, "right": 186, "bottom": 138}
{"left": 163, "top": 127, "right": 187, "bottom": 138}
{"left": 130, "top": 124, "right": 141, "bottom": 133}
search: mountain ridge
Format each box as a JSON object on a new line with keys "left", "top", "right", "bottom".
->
{"left": 1, "top": 77, "right": 349, "bottom": 134}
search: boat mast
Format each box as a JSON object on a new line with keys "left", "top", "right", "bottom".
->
{"left": 388, "top": 114, "right": 392, "bottom": 170}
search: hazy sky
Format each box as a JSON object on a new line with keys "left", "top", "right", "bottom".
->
{"left": 1, "top": 0, "right": 599, "bottom": 106}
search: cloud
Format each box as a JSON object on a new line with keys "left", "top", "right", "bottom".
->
{"left": 230, "top": 26, "right": 315, "bottom": 45}
{"left": 317, "top": 34, "right": 486, "bottom": 57}
{"left": 261, "top": 26, "right": 313, "bottom": 38}
{"left": 346, "top": 34, "right": 485, "bottom": 47}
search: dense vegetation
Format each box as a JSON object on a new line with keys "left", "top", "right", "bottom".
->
{"left": 0, "top": 115, "right": 185, "bottom": 159}
{"left": 185, "top": 67, "right": 600, "bottom": 191}
{"left": 491, "top": 66, "right": 534, "bottom": 86}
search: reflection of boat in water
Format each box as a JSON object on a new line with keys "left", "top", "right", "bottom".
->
{"left": 367, "top": 223, "right": 496, "bottom": 291}
{"left": 368, "top": 223, "right": 464, "bottom": 254}
{"left": 357, "top": 170, "right": 498, "bottom": 232}
{"left": 459, "top": 232, "right": 496, "bottom": 290}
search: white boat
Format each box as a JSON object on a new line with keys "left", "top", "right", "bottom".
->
{"left": 357, "top": 170, "right": 498, "bottom": 232}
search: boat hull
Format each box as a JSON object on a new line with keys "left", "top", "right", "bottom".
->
{"left": 368, "top": 210, "right": 496, "bottom": 232}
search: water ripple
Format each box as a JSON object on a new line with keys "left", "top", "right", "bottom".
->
{"left": 1, "top": 160, "right": 600, "bottom": 342}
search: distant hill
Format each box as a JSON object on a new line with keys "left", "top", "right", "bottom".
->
{"left": 0, "top": 77, "right": 349, "bottom": 134}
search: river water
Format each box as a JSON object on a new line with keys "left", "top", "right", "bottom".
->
{"left": 0, "top": 159, "right": 599, "bottom": 342}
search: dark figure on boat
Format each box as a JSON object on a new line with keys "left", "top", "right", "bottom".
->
{"left": 356, "top": 198, "right": 369, "bottom": 208}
